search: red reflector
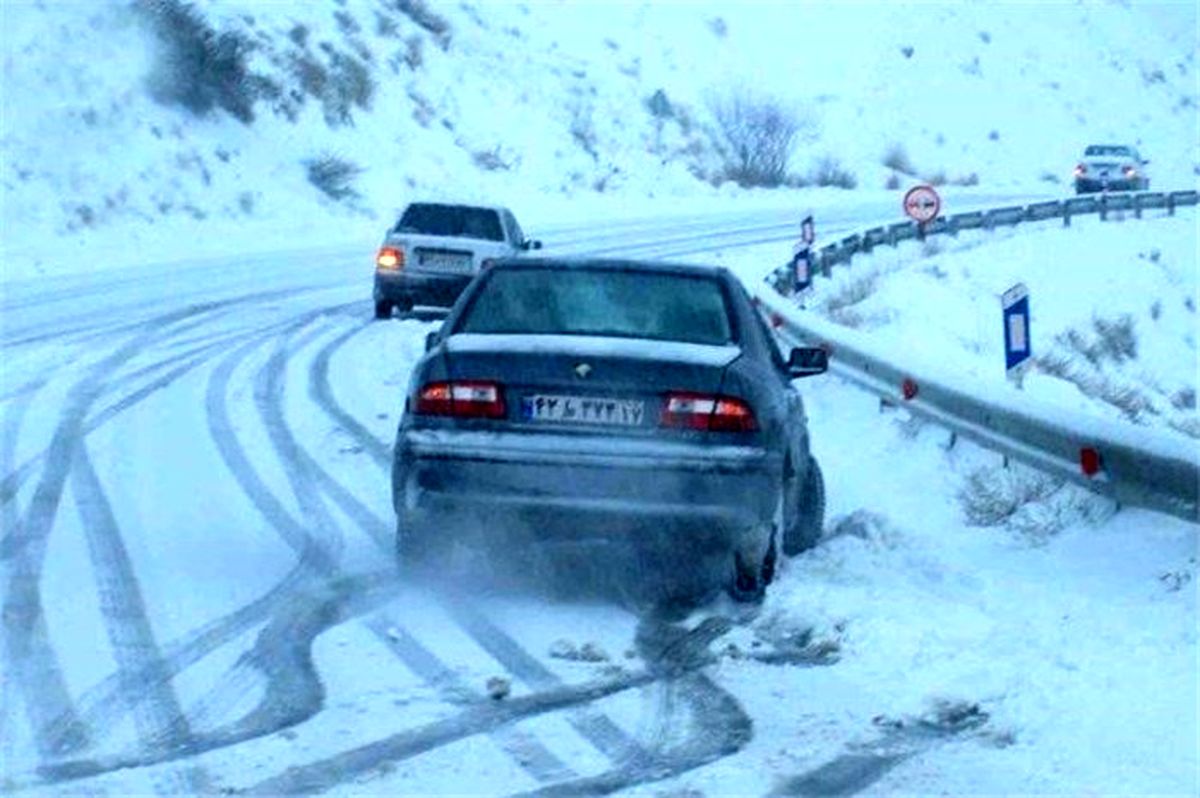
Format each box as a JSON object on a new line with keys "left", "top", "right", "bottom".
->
{"left": 770, "top": 312, "right": 785, "bottom": 329}
{"left": 901, "top": 378, "right": 919, "bottom": 401}
{"left": 376, "top": 246, "right": 404, "bottom": 270}
{"left": 661, "top": 393, "right": 757, "bottom": 432}
{"left": 416, "top": 381, "right": 505, "bottom": 419}
{"left": 1080, "top": 447, "right": 1102, "bottom": 477}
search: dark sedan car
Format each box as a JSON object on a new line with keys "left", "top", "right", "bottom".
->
{"left": 392, "top": 257, "right": 827, "bottom": 602}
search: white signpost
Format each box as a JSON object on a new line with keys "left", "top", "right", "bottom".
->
{"left": 1002, "top": 283, "right": 1031, "bottom": 386}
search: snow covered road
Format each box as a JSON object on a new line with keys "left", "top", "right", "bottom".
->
{"left": 1, "top": 201, "right": 1195, "bottom": 795}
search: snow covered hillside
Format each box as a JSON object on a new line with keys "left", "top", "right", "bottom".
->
{"left": 2, "top": 0, "right": 1197, "bottom": 277}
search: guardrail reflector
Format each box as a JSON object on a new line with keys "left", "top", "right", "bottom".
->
{"left": 902, "top": 378, "right": 919, "bottom": 401}
{"left": 1080, "top": 447, "right": 1102, "bottom": 477}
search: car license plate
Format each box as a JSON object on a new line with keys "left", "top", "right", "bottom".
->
{"left": 419, "top": 252, "right": 472, "bottom": 271}
{"left": 521, "top": 394, "right": 645, "bottom": 426}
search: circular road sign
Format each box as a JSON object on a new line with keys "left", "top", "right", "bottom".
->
{"left": 903, "top": 184, "right": 941, "bottom": 223}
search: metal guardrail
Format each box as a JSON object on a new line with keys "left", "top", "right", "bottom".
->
{"left": 760, "top": 190, "right": 1199, "bottom": 523}
{"left": 771, "top": 189, "right": 1199, "bottom": 292}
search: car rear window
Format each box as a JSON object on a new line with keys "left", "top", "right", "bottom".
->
{"left": 1084, "top": 145, "right": 1132, "bottom": 157}
{"left": 456, "top": 268, "right": 735, "bottom": 345}
{"left": 394, "top": 204, "right": 504, "bottom": 241}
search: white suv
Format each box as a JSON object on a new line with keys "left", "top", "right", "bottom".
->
{"left": 1074, "top": 145, "right": 1150, "bottom": 194}
{"left": 373, "top": 202, "right": 541, "bottom": 318}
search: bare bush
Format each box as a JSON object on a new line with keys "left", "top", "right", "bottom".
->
{"left": 568, "top": 97, "right": 598, "bottom": 161}
{"left": 472, "top": 147, "right": 513, "bottom": 171}
{"left": 884, "top": 172, "right": 902, "bottom": 190}
{"left": 403, "top": 35, "right": 425, "bottom": 69}
{"left": 882, "top": 143, "right": 915, "bottom": 175}
{"left": 959, "top": 463, "right": 1113, "bottom": 540}
{"left": 394, "top": 0, "right": 452, "bottom": 49}
{"left": 324, "top": 52, "right": 375, "bottom": 125}
{"left": 136, "top": 0, "right": 275, "bottom": 123}
{"left": 809, "top": 155, "right": 857, "bottom": 188}
{"left": 1056, "top": 315, "right": 1138, "bottom": 366}
{"left": 959, "top": 466, "right": 1062, "bottom": 526}
{"left": 709, "top": 92, "right": 805, "bottom": 188}
{"left": 1036, "top": 353, "right": 1154, "bottom": 421}
{"left": 819, "top": 272, "right": 880, "bottom": 327}
{"left": 305, "top": 154, "right": 362, "bottom": 200}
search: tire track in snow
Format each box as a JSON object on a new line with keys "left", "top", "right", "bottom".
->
{"left": 1, "top": 304, "right": 227, "bottom": 761}
{"left": 242, "top": 667, "right": 661, "bottom": 796}
{"left": 69, "top": 443, "right": 213, "bottom": 795}
{"left": 25, "top": 572, "right": 401, "bottom": 790}
{"left": 264, "top": 317, "right": 574, "bottom": 784}
{"left": 1, "top": 318, "right": 299, "bottom": 511}
{"left": 444, "top": 599, "right": 655, "bottom": 771}
{"left": 364, "top": 615, "right": 576, "bottom": 785}
{"left": 5, "top": 295, "right": 332, "bottom": 764}
{"left": 0, "top": 374, "right": 49, "bottom": 777}
{"left": 239, "top": 614, "right": 757, "bottom": 796}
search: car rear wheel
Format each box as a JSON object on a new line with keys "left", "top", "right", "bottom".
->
{"left": 728, "top": 528, "right": 777, "bottom": 604}
{"left": 783, "top": 457, "right": 825, "bottom": 556}
{"left": 374, "top": 300, "right": 393, "bottom": 320}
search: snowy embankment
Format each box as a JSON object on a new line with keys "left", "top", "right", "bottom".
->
{"left": 714, "top": 209, "right": 1199, "bottom": 442}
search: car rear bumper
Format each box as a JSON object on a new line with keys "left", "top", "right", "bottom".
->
{"left": 393, "top": 428, "right": 782, "bottom": 552}
{"left": 375, "top": 270, "right": 474, "bottom": 307}
{"left": 1075, "top": 178, "right": 1142, "bottom": 193}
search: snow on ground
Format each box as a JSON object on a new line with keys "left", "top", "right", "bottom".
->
{"left": 704, "top": 207, "right": 1200, "bottom": 441}
{"left": 2, "top": 202, "right": 1196, "bottom": 795}
{"left": 2, "top": 0, "right": 1198, "bottom": 794}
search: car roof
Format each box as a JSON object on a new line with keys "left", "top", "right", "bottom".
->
{"left": 488, "top": 256, "right": 731, "bottom": 279}
{"left": 403, "top": 200, "right": 510, "bottom": 213}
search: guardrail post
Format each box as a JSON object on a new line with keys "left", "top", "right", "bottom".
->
{"left": 1063, "top": 205, "right": 1071, "bottom": 227}
{"left": 1099, "top": 195, "right": 1108, "bottom": 221}
{"left": 1167, "top": 192, "right": 1175, "bottom": 216}
{"left": 1134, "top": 194, "right": 1143, "bottom": 219}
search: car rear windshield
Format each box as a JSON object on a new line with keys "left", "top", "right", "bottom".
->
{"left": 456, "top": 268, "right": 735, "bottom": 345}
{"left": 394, "top": 204, "right": 504, "bottom": 241}
{"left": 1084, "top": 145, "right": 1133, "bottom": 157}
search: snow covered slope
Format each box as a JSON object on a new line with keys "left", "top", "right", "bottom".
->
{"left": 2, "top": 0, "right": 1197, "bottom": 277}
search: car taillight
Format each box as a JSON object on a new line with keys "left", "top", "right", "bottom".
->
{"left": 376, "top": 246, "right": 404, "bottom": 271}
{"left": 1073, "top": 164, "right": 1087, "bottom": 177}
{"left": 416, "top": 381, "right": 506, "bottom": 419}
{"left": 660, "top": 392, "right": 757, "bottom": 432}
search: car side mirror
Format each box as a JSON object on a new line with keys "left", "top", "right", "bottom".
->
{"left": 424, "top": 331, "right": 440, "bottom": 352}
{"left": 523, "top": 239, "right": 542, "bottom": 251}
{"left": 788, "top": 347, "right": 828, "bottom": 378}
{"left": 1142, "top": 159, "right": 1150, "bottom": 165}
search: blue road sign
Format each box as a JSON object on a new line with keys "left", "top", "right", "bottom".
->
{"left": 1002, "top": 283, "right": 1031, "bottom": 377}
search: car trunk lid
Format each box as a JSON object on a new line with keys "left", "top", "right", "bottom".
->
{"left": 441, "top": 333, "right": 741, "bottom": 433}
